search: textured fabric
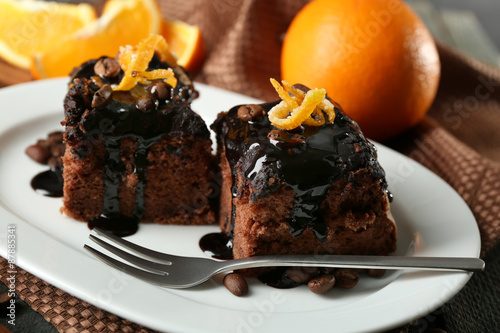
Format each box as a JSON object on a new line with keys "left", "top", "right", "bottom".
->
{"left": 442, "top": 241, "right": 500, "bottom": 333}
{"left": 0, "top": 0, "right": 499, "bottom": 332}
{"left": 158, "top": 0, "right": 304, "bottom": 101}
{"left": 387, "top": 44, "right": 500, "bottom": 257}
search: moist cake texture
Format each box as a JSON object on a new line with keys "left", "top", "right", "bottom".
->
{"left": 212, "top": 87, "right": 396, "bottom": 260}
{"left": 61, "top": 37, "right": 215, "bottom": 227}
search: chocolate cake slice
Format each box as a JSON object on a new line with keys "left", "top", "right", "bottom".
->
{"left": 212, "top": 81, "right": 396, "bottom": 260}
{"left": 61, "top": 35, "right": 215, "bottom": 231}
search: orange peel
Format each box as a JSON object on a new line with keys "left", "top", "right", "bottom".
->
{"left": 268, "top": 79, "right": 335, "bottom": 130}
{"left": 114, "top": 34, "right": 177, "bottom": 91}
{"left": 270, "top": 78, "right": 299, "bottom": 109}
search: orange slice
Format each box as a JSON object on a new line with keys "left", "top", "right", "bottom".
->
{"left": 30, "top": 0, "right": 162, "bottom": 79}
{"left": 0, "top": 0, "right": 96, "bottom": 69}
{"left": 162, "top": 19, "right": 205, "bottom": 73}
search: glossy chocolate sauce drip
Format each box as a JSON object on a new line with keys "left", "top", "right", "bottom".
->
{"left": 87, "top": 135, "right": 161, "bottom": 236}
{"left": 101, "top": 137, "right": 123, "bottom": 215}
{"left": 30, "top": 167, "right": 64, "bottom": 197}
{"left": 132, "top": 140, "right": 149, "bottom": 219}
{"left": 257, "top": 267, "right": 301, "bottom": 289}
{"left": 199, "top": 232, "right": 233, "bottom": 260}
{"left": 87, "top": 214, "right": 138, "bottom": 237}
{"left": 63, "top": 55, "right": 207, "bottom": 236}
{"left": 213, "top": 100, "right": 388, "bottom": 241}
{"left": 386, "top": 190, "right": 394, "bottom": 203}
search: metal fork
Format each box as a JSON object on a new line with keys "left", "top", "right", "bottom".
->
{"left": 84, "top": 227, "right": 485, "bottom": 289}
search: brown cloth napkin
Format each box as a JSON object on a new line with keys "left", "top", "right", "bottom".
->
{"left": 1, "top": 0, "right": 499, "bottom": 332}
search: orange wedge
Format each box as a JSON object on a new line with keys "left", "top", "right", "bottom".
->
{"left": 0, "top": 0, "right": 96, "bottom": 69}
{"left": 162, "top": 19, "right": 205, "bottom": 73}
{"left": 30, "top": 0, "right": 162, "bottom": 79}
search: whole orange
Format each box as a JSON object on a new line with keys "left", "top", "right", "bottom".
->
{"left": 281, "top": 0, "right": 440, "bottom": 141}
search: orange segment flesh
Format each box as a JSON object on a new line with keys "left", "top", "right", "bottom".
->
{"left": 30, "top": 0, "right": 161, "bottom": 79}
{"left": 162, "top": 19, "right": 205, "bottom": 73}
{"left": 0, "top": 0, "right": 96, "bottom": 69}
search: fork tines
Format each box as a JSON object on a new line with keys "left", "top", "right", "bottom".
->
{"left": 84, "top": 228, "right": 173, "bottom": 286}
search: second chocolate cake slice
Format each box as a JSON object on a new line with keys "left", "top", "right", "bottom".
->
{"left": 212, "top": 80, "right": 396, "bottom": 260}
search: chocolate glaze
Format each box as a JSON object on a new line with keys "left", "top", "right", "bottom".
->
{"left": 64, "top": 54, "right": 207, "bottom": 156}
{"left": 386, "top": 190, "right": 394, "bottom": 203}
{"left": 212, "top": 99, "right": 388, "bottom": 241}
{"left": 257, "top": 267, "right": 301, "bottom": 289}
{"left": 63, "top": 54, "right": 209, "bottom": 236}
{"left": 88, "top": 213, "right": 138, "bottom": 237}
{"left": 31, "top": 167, "right": 63, "bottom": 197}
{"left": 199, "top": 232, "right": 233, "bottom": 260}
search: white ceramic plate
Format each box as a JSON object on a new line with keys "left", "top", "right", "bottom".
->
{"left": 0, "top": 78, "right": 480, "bottom": 333}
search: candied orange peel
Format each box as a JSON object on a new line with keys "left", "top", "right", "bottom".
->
{"left": 113, "top": 34, "right": 178, "bottom": 91}
{"left": 268, "top": 79, "right": 335, "bottom": 130}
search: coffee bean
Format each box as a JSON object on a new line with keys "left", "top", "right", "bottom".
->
{"left": 237, "top": 105, "right": 252, "bottom": 121}
{"left": 25, "top": 144, "right": 51, "bottom": 164}
{"left": 36, "top": 139, "right": 50, "bottom": 149}
{"left": 334, "top": 269, "right": 360, "bottom": 289}
{"left": 223, "top": 273, "right": 249, "bottom": 296}
{"left": 48, "top": 156, "right": 63, "bottom": 169}
{"left": 136, "top": 96, "right": 155, "bottom": 112}
{"left": 248, "top": 104, "right": 264, "bottom": 117}
{"left": 267, "top": 129, "right": 281, "bottom": 140}
{"left": 286, "top": 267, "right": 318, "bottom": 283}
{"left": 50, "top": 144, "right": 65, "bottom": 157}
{"left": 94, "top": 57, "right": 121, "bottom": 78}
{"left": 237, "top": 104, "right": 263, "bottom": 122}
{"left": 149, "top": 81, "right": 171, "bottom": 100}
{"left": 308, "top": 274, "right": 335, "bottom": 294}
{"left": 289, "top": 133, "right": 305, "bottom": 145}
{"left": 92, "top": 84, "right": 113, "bottom": 108}
{"left": 367, "top": 269, "right": 386, "bottom": 278}
{"left": 47, "top": 131, "right": 63, "bottom": 143}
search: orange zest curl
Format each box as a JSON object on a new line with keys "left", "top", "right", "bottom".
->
{"left": 113, "top": 35, "right": 177, "bottom": 91}
{"left": 268, "top": 79, "right": 335, "bottom": 130}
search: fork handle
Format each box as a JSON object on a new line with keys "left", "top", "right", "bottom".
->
{"left": 218, "top": 255, "right": 485, "bottom": 273}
